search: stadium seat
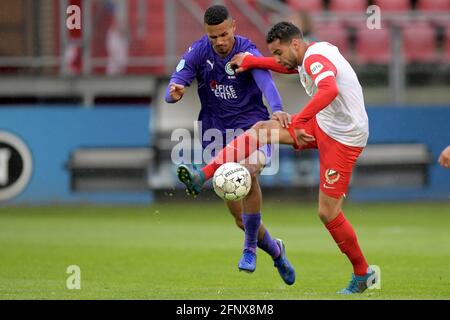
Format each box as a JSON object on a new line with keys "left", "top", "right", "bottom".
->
{"left": 287, "top": 0, "right": 323, "bottom": 12}
{"left": 328, "top": 0, "right": 367, "bottom": 12}
{"left": 373, "top": 0, "right": 411, "bottom": 12}
{"left": 401, "top": 22, "right": 438, "bottom": 63}
{"left": 116, "top": 0, "right": 167, "bottom": 75}
{"left": 328, "top": 0, "right": 368, "bottom": 28}
{"left": 416, "top": 0, "right": 450, "bottom": 11}
{"left": 442, "top": 25, "right": 450, "bottom": 63}
{"left": 188, "top": 0, "right": 207, "bottom": 10}
{"left": 355, "top": 27, "right": 391, "bottom": 64}
{"left": 314, "top": 22, "right": 350, "bottom": 58}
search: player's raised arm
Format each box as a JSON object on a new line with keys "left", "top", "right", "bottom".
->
{"left": 165, "top": 44, "right": 199, "bottom": 103}
{"left": 231, "top": 53, "right": 297, "bottom": 74}
{"left": 294, "top": 54, "right": 339, "bottom": 124}
{"left": 251, "top": 69, "right": 292, "bottom": 128}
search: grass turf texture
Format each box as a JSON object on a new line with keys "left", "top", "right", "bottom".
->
{"left": 0, "top": 202, "right": 449, "bottom": 299}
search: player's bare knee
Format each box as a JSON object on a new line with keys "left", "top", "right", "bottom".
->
{"left": 251, "top": 121, "right": 273, "bottom": 137}
{"left": 242, "top": 163, "right": 262, "bottom": 179}
{"left": 249, "top": 172, "right": 262, "bottom": 191}
{"left": 251, "top": 120, "right": 266, "bottom": 131}
{"left": 318, "top": 210, "right": 334, "bottom": 224}
{"left": 249, "top": 167, "right": 260, "bottom": 180}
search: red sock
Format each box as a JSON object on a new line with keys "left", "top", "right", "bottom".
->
{"left": 326, "top": 212, "right": 369, "bottom": 276}
{"left": 202, "top": 132, "right": 260, "bottom": 180}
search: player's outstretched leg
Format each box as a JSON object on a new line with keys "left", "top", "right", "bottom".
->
{"left": 177, "top": 164, "right": 206, "bottom": 197}
{"left": 200, "top": 120, "right": 302, "bottom": 182}
{"left": 338, "top": 267, "right": 377, "bottom": 294}
{"left": 273, "top": 239, "right": 296, "bottom": 285}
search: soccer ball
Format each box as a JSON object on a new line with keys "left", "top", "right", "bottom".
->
{"left": 212, "top": 162, "right": 252, "bottom": 201}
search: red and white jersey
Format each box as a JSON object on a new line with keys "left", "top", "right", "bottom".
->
{"left": 297, "top": 42, "right": 369, "bottom": 147}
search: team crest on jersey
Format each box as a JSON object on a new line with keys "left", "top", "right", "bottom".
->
{"left": 325, "top": 169, "right": 340, "bottom": 184}
{"left": 225, "top": 62, "right": 235, "bottom": 77}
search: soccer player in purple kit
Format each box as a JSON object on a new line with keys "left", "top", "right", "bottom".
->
{"left": 165, "top": 5, "right": 295, "bottom": 284}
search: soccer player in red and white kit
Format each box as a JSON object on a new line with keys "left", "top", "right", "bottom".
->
{"left": 178, "top": 22, "right": 377, "bottom": 294}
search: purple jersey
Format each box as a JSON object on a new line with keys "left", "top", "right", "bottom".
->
{"left": 167, "top": 35, "right": 282, "bottom": 148}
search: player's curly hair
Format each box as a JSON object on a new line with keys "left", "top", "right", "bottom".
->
{"left": 204, "top": 5, "right": 230, "bottom": 25}
{"left": 266, "top": 22, "right": 303, "bottom": 44}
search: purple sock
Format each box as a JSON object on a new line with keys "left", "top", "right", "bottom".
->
{"left": 243, "top": 213, "right": 261, "bottom": 253}
{"left": 257, "top": 230, "right": 281, "bottom": 260}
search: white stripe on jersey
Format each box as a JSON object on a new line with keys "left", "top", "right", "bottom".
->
{"left": 314, "top": 70, "right": 336, "bottom": 86}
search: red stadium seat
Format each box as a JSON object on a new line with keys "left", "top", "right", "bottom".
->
{"left": 401, "top": 22, "right": 438, "bottom": 63}
{"left": 373, "top": 0, "right": 411, "bottom": 12}
{"left": 287, "top": 0, "right": 323, "bottom": 12}
{"left": 314, "top": 22, "right": 350, "bottom": 58}
{"left": 355, "top": 27, "right": 391, "bottom": 64}
{"left": 442, "top": 25, "right": 450, "bottom": 63}
{"left": 416, "top": 0, "right": 450, "bottom": 11}
{"left": 328, "top": 0, "right": 367, "bottom": 12}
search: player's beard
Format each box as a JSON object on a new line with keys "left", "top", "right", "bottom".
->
{"left": 285, "top": 48, "right": 299, "bottom": 70}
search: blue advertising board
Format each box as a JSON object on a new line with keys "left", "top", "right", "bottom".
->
{"left": 0, "top": 107, "right": 151, "bottom": 204}
{"left": 0, "top": 105, "right": 448, "bottom": 204}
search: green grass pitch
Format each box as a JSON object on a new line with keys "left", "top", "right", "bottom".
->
{"left": 0, "top": 201, "right": 449, "bottom": 299}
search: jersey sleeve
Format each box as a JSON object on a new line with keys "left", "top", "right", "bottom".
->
{"left": 234, "top": 39, "right": 296, "bottom": 74}
{"left": 244, "top": 47, "right": 283, "bottom": 113}
{"left": 244, "top": 46, "right": 263, "bottom": 58}
{"left": 169, "top": 44, "right": 199, "bottom": 87}
{"left": 165, "top": 44, "right": 200, "bottom": 103}
{"left": 240, "top": 55, "right": 298, "bottom": 74}
{"left": 250, "top": 69, "right": 283, "bottom": 113}
{"left": 293, "top": 54, "right": 339, "bottom": 124}
{"left": 303, "top": 54, "right": 338, "bottom": 86}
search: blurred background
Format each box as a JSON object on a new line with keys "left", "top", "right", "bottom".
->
{"left": 0, "top": 0, "right": 449, "bottom": 205}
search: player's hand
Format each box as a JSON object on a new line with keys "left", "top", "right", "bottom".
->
{"left": 271, "top": 111, "right": 292, "bottom": 128}
{"left": 438, "top": 145, "right": 450, "bottom": 168}
{"left": 230, "top": 53, "right": 248, "bottom": 74}
{"left": 169, "top": 83, "right": 185, "bottom": 101}
{"left": 297, "top": 129, "right": 315, "bottom": 146}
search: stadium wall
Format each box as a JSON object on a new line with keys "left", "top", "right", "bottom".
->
{"left": 351, "top": 106, "right": 450, "bottom": 202}
{"left": 0, "top": 106, "right": 152, "bottom": 205}
{"left": 0, "top": 106, "right": 448, "bottom": 205}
